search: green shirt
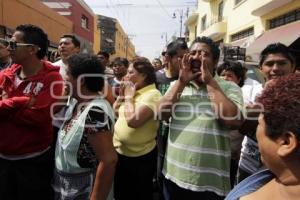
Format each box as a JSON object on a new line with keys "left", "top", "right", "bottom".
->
{"left": 163, "top": 76, "right": 244, "bottom": 196}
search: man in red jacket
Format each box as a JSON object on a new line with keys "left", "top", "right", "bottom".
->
{"left": 0, "top": 24, "right": 63, "bottom": 200}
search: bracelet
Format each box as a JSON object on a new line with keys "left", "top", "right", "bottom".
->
{"left": 124, "top": 96, "right": 133, "bottom": 101}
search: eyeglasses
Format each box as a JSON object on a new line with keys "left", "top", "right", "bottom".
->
{"left": 0, "top": 38, "right": 9, "bottom": 47}
{"left": 8, "top": 41, "right": 36, "bottom": 51}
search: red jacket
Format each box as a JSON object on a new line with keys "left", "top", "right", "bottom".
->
{"left": 0, "top": 61, "right": 63, "bottom": 155}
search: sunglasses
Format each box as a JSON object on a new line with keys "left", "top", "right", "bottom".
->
{"left": 8, "top": 41, "right": 36, "bottom": 51}
{"left": 0, "top": 38, "right": 9, "bottom": 47}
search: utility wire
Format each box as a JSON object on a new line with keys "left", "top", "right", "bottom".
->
{"left": 155, "top": 0, "right": 173, "bottom": 18}
{"left": 104, "top": 0, "right": 119, "bottom": 19}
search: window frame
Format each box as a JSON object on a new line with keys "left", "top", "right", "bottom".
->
{"left": 201, "top": 15, "right": 207, "bottom": 31}
{"left": 81, "top": 15, "right": 89, "bottom": 30}
{"left": 269, "top": 8, "right": 300, "bottom": 29}
{"left": 231, "top": 27, "right": 254, "bottom": 42}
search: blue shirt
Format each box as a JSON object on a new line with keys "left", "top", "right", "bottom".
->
{"left": 225, "top": 170, "right": 273, "bottom": 200}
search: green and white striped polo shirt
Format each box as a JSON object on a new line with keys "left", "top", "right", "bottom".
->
{"left": 163, "top": 76, "right": 244, "bottom": 197}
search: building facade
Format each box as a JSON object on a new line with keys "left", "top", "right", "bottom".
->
{"left": 97, "top": 15, "right": 135, "bottom": 62}
{"left": 93, "top": 14, "right": 101, "bottom": 54}
{"left": 187, "top": 0, "right": 300, "bottom": 61}
{"left": 112, "top": 20, "right": 135, "bottom": 61}
{"left": 42, "top": 0, "right": 94, "bottom": 54}
{"left": 0, "top": 0, "right": 72, "bottom": 52}
{"left": 97, "top": 15, "right": 116, "bottom": 56}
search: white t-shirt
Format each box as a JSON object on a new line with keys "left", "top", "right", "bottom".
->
{"left": 53, "top": 59, "right": 67, "bottom": 79}
{"left": 239, "top": 78, "right": 264, "bottom": 174}
{"left": 242, "top": 78, "right": 263, "bottom": 104}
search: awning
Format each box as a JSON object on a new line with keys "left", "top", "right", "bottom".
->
{"left": 289, "top": 37, "right": 300, "bottom": 51}
{"left": 230, "top": 38, "right": 248, "bottom": 47}
{"left": 247, "top": 21, "right": 300, "bottom": 57}
{"left": 230, "top": 36, "right": 255, "bottom": 48}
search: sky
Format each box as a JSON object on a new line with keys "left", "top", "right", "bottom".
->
{"left": 84, "top": 0, "right": 197, "bottom": 60}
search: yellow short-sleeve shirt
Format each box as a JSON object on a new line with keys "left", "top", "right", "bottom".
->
{"left": 113, "top": 84, "right": 162, "bottom": 157}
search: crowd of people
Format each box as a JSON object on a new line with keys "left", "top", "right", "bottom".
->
{"left": 0, "top": 24, "right": 299, "bottom": 200}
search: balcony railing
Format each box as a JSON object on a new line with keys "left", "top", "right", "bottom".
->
{"left": 201, "top": 16, "right": 225, "bottom": 32}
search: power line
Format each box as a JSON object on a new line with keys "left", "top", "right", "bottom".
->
{"left": 155, "top": 0, "right": 173, "bottom": 18}
{"left": 105, "top": 0, "right": 119, "bottom": 19}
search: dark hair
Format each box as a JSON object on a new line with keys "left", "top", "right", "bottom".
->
{"left": 0, "top": 38, "right": 9, "bottom": 47}
{"left": 166, "top": 39, "right": 188, "bottom": 57}
{"left": 97, "top": 51, "right": 110, "bottom": 59}
{"left": 131, "top": 57, "right": 156, "bottom": 85}
{"left": 257, "top": 73, "right": 300, "bottom": 140}
{"left": 61, "top": 34, "right": 80, "bottom": 48}
{"left": 217, "top": 60, "right": 246, "bottom": 87}
{"left": 153, "top": 58, "right": 162, "bottom": 65}
{"left": 190, "top": 36, "right": 220, "bottom": 62}
{"left": 16, "top": 24, "right": 48, "bottom": 59}
{"left": 112, "top": 57, "right": 129, "bottom": 68}
{"left": 259, "top": 43, "right": 295, "bottom": 67}
{"left": 67, "top": 53, "right": 105, "bottom": 92}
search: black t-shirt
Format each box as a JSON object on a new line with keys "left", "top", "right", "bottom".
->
{"left": 77, "top": 106, "right": 113, "bottom": 168}
{"left": 155, "top": 71, "right": 178, "bottom": 139}
{"left": 155, "top": 70, "right": 178, "bottom": 95}
{"left": 108, "top": 78, "right": 121, "bottom": 99}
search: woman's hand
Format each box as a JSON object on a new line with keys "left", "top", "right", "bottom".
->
{"left": 124, "top": 81, "right": 136, "bottom": 99}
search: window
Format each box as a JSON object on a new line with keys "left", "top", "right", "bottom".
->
{"left": 81, "top": 15, "right": 89, "bottom": 29}
{"left": 269, "top": 8, "right": 300, "bottom": 29}
{"left": 215, "top": 39, "right": 224, "bottom": 46}
{"left": 201, "top": 15, "right": 207, "bottom": 31}
{"left": 218, "top": 1, "right": 224, "bottom": 22}
{"left": 231, "top": 27, "right": 254, "bottom": 42}
{"left": 235, "top": 0, "right": 244, "bottom": 5}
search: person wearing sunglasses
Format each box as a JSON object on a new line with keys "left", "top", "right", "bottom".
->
{"left": 0, "top": 39, "right": 12, "bottom": 71}
{"left": 0, "top": 24, "right": 63, "bottom": 200}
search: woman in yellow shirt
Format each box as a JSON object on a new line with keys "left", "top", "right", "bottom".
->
{"left": 113, "top": 57, "right": 162, "bottom": 200}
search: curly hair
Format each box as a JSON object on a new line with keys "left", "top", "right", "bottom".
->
{"left": 256, "top": 73, "right": 300, "bottom": 140}
{"left": 67, "top": 53, "right": 105, "bottom": 92}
